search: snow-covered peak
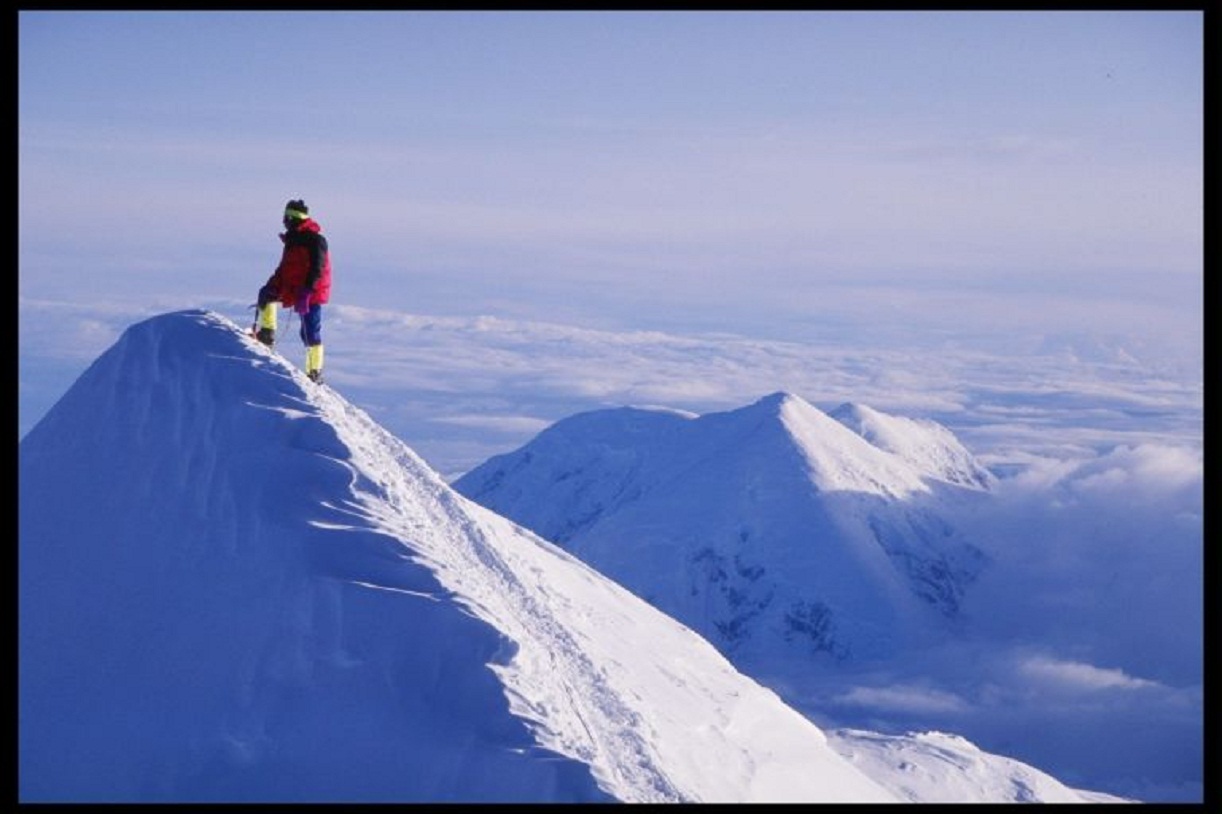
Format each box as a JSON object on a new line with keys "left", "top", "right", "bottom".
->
{"left": 829, "top": 402, "right": 995, "bottom": 490}
{"left": 769, "top": 393, "right": 933, "bottom": 498}
{"left": 456, "top": 390, "right": 991, "bottom": 673}
{"left": 702, "top": 392, "right": 992, "bottom": 498}
{"left": 19, "top": 311, "right": 1121, "bottom": 804}
{"left": 18, "top": 310, "right": 897, "bottom": 804}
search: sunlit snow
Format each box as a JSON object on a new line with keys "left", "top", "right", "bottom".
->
{"left": 17, "top": 310, "right": 1136, "bottom": 803}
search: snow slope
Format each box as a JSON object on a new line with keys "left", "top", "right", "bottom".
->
{"left": 827, "top": 729, "right": 1130, "bottom": 804}
{"left": 17, "top": 309, "right": 896, "bottom": 803}
{"left": 828, "top": 402, "right": 996, "bottom": 491}
{"left": 454, "top": 392, "right": 990, "bottom": 669}
{"left": 18, "top": 310, "right": 1125, "bottom": 803}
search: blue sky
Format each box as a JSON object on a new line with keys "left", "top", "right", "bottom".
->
{"left": 19, "top": 10, "right": 1204, "bottom": 448}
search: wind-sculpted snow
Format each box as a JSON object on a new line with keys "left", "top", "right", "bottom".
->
{"left": 826, "top": 730, "right": 1129, "bottom": 804}
{"left": 19, "top": 309, "right": 899, "bottom": 803}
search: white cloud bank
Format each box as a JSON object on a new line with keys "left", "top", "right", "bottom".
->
{"left": 1019, "top": 655, "right": 1158, "bottom": 692}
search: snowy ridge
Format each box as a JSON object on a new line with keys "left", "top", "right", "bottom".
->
{"left": 305, "top": 383, "right": 887, "bottom": 803}
{"left": 19, "top": 310, "right": 894, "bottom": 803}
{"left": 455, "top": 392, "right": 991, "bottom": 668}
{"left": 827, "top": 730, "right": 1130, "bottom": 804}
{"left": 829, "top": 402, "right": 996, "bottom": 490}
{"left": 17, "top": 310, "right": 1129, "bottom": 803}
{"left": 771, "top": 392, "right": 931, "bottom": 497}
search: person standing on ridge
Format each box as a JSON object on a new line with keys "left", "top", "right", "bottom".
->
{"left": 253, "top": 199, "right": 332, "bottom": 383}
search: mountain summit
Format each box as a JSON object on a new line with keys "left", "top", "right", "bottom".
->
{"left": 19, "top": 310, "right": 1121, "bottom": 803}
{"left": 455, "top": 391, "right": 990, "bottom": 670}
{"left": 17, "top": 310, "right": 896, "bottom": 803}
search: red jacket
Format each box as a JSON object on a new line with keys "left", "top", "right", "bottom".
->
{"left": 267, "top": 218, "right": 331, "bottom": 308}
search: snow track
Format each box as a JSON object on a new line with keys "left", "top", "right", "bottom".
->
{"left": 307, "top": 385, "right": 686, "bottom": 802}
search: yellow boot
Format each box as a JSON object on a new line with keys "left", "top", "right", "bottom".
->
{"left": 254, "top": 304, "right": 277, "bottom": 347}
{"left": 306, "top": 344, "right": 324, "bottom": 383}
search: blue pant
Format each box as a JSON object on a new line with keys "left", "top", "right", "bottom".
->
{"left": 299, "top": 304, "right": 322, "bottom": 346}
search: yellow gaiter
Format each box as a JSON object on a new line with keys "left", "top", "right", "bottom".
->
{"left": 306, "top": 344, "right": 324, "bottom": 376}
{"left": 258, "top": 303, "right": 277, "bottom": 331}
